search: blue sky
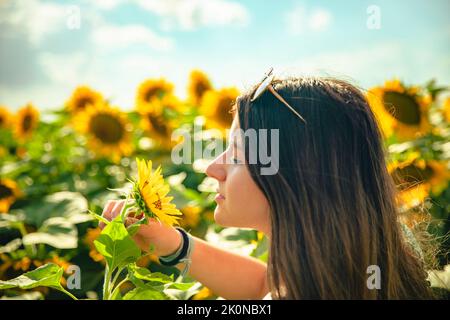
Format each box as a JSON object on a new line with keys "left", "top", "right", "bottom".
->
{"left": 0, "top": 0, "right": 449, "bottom": 111}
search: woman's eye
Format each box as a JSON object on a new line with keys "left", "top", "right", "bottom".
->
{"left": 232, "top": 157, "right": 241, "bottom": 164}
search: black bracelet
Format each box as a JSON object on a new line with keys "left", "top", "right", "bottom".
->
{"left": 158, "top": 227, "right": 190, "bottom": 266}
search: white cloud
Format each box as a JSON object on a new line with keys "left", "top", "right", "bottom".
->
{"left": 309, "top": 9, "right": 332, "bottom": 31}
{"left": 0, "top": 0, "right": 68, "bottom": 45}
{"left": 285, "top": 5, "right": 332, "bottom": 35}
{"left": 278, "top": 42, "right": 449, "bottom": 89}
{"left": 93, "top": 0, "right": 125, "bottom": 10}
{"left": 91, "top": 24, "right": 174, "bottom": 51}
{"left": 136, "top": 0, "right": 250, "bottom": 31}
{"left": 38, "top": 52, "right": 88, "bottom": 85}
{"left": 86, "top": 0, "right": 250, "bottom": 31}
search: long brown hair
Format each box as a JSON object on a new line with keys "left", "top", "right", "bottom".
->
{"left": 236, "top": 77, "right": 435, "bottom": 299}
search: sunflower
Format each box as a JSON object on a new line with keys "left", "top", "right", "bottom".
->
{"left": 65, "top": 86, "right": 103, "bottom": 114}
{"left": 187, "top": 70, "right": 212, "bottom": 106}
{"left": 138, "top": 94, "right": 182, "bottom": 149}
{"left": 83, "top": 228, "right": 105, "bottom": 263}
{"left": 180, "top": 205, "right": 201, "bottom": 229}
{"left": 132, "top": 158, "right": 182, "bottom": 227}
{"left": 443, "top": 97, "right": 450, "bottom": 123}
{"left": 0, "top": 105, "right": 12, "bottom": 129}
{"left": 199, "top": 87, "right": 239, "bottom": 133}
{"left": 388, "top": 154, "right": 449, "bottom": 210}
{"left": 75, "top": 103, "right": 133, "bottom": 162}
{"left": 367, "top": 79, "right": 432, "bottom": 140}
{"left": 0, "top": 179, "right": 21, "bottom": 213}
{"left": 14, "top": 103, "right": 39, "bottom": 140}
{"left": 192, "top": 286, "right": 214, "bottom": 300}
{"left": 136, "top": 78, "right": 174, "bottom": 108}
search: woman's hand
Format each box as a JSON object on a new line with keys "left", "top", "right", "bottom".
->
{"left": 99, "top": 200, "right": 182, "bottom": 257}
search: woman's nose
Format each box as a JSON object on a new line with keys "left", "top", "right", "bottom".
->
{"left": 205, "top": 154, "right": 227, "bottom": 181}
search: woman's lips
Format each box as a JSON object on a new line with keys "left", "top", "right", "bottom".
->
{"left": 215, "top": 193, "right": 225, "bottom": 202}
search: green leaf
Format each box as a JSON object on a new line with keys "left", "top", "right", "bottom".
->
{"left": 0, "top": 263, "right": 64, "bottom": 291}
{"left": 165, "top": 282, "right": 195, "bottom": 290}
{"left": 128, "top": 264, "right": 173, "bottom": 283}
{"left": 122, "top": 286, "right": 168, "bottom": 300}
{"left": 94, "top": 216, "right": 141, "bottom": 271}
{"left": 22, "top": 217, "right": 78, "bottom": 249}
{"left": 163, "top": 282, "right": 202, "bottom": 300}
{"left": 88, "top": 210, "right": 111, "bottom": 226}
{"left": 1, "top": 291, "right": 44, "bottom": 300}
{"left": 22, "top": 191, "right": 91, "bottom": 227}
{"left": 0, "top": 239, "right": 22, "bottom": 254}
{"left": 0, "top": 213, "right": 26, "bottom": 229}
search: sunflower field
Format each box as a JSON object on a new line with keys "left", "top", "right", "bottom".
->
{"left": 0, "top": 70, "right": 449, "bottom": 299}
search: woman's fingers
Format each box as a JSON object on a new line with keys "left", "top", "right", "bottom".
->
{"left": 99, "top": 200, "right": 117, "bottom": 229}
{"left": 102, "top": 200, "right": 116, "bottom": 220}
{"left": 125, "top": 217, "right": 138, "bottom": 227}
{"left": 111, "top": 200, "right": 125, "bottom": 219}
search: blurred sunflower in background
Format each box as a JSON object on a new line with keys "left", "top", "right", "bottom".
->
{"left": 443, "top": 97, "right": 450, "bottom": 123}
{"left": 133, "top": 158, "right": 183, "bottom": 227}
{"left": 0, "top": 105, "right": 12, "bottom": 129}
{"left": 389, "top": 153, "right": 449, "bottom": 211}
{"left": 75, "top": 103, "right": 133, "bottom": 162}
{"left": 14, "top": 103, "right": 39, "bottom": 141}
{"left": 179, "top": 205, "right": 201, "bottom": 229}
{"left": 83, "top": 228, "right": 104, "bottom": 263}
{"left": 187, "top": 70, "right": 212, "bottom": 106}
{"left": 138, "top": 94, "right": 182, "bottom": 149}
{"left": 65, "top": 86, "right": 104, "bottom": 114}
{"left": 199, "top": 87, "right": 239, "bottom": 134}
{"left": 367, "top": 79, "right": 432, "bottom": 140}
{"left": 192, "top": 286, "right": 214, "bottom": 300}
{"left": 136, "top": 78, "right": 174, "bottom": 108}
{"left": 0, "top": 179, "right": 21, "bottom": 213}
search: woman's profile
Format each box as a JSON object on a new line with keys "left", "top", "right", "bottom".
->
{"left": 101, "top": 70, "right": 435, "bottom": 299}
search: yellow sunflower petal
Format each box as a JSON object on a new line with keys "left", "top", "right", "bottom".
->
{"left": 367, "top": 79, "right": 431, "bottom": 141}
{"left": 14, "top": 103, "right": 39, "bottom": 141}
{"left": 0, "top": 106, "right": 13, "bottom": 130}
{"left": 66, "top": 86, "right": 104, "bottom": 114}
{"left": 0, "top": 179, "right": 21, "bottom": 213}
{"left": 74, "top": 102, "right": 132, "bottom": 162}
{"left": 188, "top": 69, "right": 212, "bottom": 106}
{"left": 199, "top": 87, "right": 239, "bottom": 135}
{"left": 134, "top": 158, "right": 183, "bottom": 227}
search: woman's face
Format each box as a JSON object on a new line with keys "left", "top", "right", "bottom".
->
{"left": 205, "top": 116, "right": 271, "bottom": 235}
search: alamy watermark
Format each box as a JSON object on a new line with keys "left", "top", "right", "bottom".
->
{"left": 171, "top": 124, "right": 280, "bottom": 176}
{"left": 367, "top": 265, "right": 381, "bottom": 290}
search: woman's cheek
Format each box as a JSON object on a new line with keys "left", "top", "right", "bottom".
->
{"left": 226, "top": 168, "right": 257, "bottom": 226}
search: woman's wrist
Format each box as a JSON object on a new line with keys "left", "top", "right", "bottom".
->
{"left": 161, "top": 228, "right": 183, "bottom": 257}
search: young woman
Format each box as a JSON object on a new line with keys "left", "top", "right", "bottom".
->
{"left": 101, "top": 73, "right": 434, "bottom": 299}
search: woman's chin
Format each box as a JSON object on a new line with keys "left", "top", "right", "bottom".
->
{"left": 213, "top": 207, "right": 230, "bottom": 227}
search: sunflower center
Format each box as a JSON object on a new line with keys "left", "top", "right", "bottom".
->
{"left": 89, "top": 113, "right": 124, "bottom": 144}
{"left": 195, "top": 82, "right": 209, "bottom": 100}
{"left": 22, "top": 114, "right": 33, "bottom": 132}
{"left": 76, "top": 97, "right": 94, "bottom": 110}
{"left": 0, "top": 184, "right": 13, "bottom": 199}
{"left": 217, "top": 97, "right": 234, "bottom": 127}
{"left": 148, "top": 114, "right": 169, "bottom": 136}
{"left": 382, "top": 91, "right": 421, "bottom": 125}
{"left": 145, "top": 88, "right": 165, "bottom": 102}
{"left": 392, "top": 164, "right": 434, "bottom": 190}
{"left": 152, "top": 193, "right": 162, "bottom": 210}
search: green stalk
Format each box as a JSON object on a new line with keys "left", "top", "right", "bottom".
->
{"left": 59, "top": 287, "right": 78, "bottom": 300}
{"left": 110, "top": 276, "right": 129, "bottom": 300}
{"left": 17, "top": 222, "right": 37, "bottom": 257}
{"left": 103, "top": 264, "right": 112, "bottom": 300}
{"left": 110, "top": 266, "right": 125, "bottom": 291}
